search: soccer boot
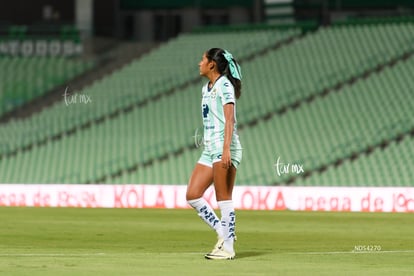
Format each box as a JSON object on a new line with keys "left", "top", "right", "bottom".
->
{"left": 205, "top": 247, "right": 235, "bottom": 260}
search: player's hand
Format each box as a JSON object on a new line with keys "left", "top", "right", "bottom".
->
{"left": 221, "top": 149, "right": 231, "bottom": 169}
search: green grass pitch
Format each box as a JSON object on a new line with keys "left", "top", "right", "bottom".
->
{"left": 1, "top": 207, "right": 413, "bottom": 275}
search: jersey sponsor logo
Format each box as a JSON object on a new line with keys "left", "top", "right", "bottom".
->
{"left": 223, "top": 82, "right": 229, "bottom": 87}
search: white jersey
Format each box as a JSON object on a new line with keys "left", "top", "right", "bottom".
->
{"left": 201, "top": 75, "right": 242, "bottom": 152}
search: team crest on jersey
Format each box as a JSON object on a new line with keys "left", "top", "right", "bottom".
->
{"left": 210, "top": 89, "right": 217, "bottom": 99}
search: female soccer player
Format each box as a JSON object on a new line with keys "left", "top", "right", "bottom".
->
{"left": 186, "top": 48, "right": 242, "bottom": 260}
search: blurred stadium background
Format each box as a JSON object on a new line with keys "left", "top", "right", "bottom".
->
{"left": 1, "top": 0, "right": 414, "bottom": 188}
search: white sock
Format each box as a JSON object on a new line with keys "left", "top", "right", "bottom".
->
{"left": 188, "top": 198, "right": 222, "bottom": 237}
{"left": 218, "top": 200, "right": 236, "bottom": 254}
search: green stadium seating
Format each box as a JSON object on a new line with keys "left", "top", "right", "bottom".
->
{"left": 238, "top": 22, "right": 414, "bottom": 122}
{"left": 0, "top": 56, "right": 93, "bottom": 116}
{"left": 0, "top": 20, "right": 413, "bottom": 186}
{"left": 127, "top": 55, "right": 414, "bottom": 185}
{"left": 295, "top": 137, "right": 414, "bottom": 186}
{"left": 0, "top": 27, "right": 301, "bottom": 157}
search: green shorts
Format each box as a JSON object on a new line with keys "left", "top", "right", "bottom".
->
{"left": 197, "top": 148, "right": 242, "bottom": 169}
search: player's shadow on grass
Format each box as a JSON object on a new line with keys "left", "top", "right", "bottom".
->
{"left": 236, "top": 251, "right": 267, "bottom": 259}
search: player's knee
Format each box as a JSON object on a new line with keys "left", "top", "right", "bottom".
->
{"left": 186, "top": 189, "right": 200, "bottom": 201}
{"left": 186, "top": 193, "right": 194, "bottom": 201}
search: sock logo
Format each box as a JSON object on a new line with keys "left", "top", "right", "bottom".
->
{"left": 220, "top": 212, "right": 236, "bottom": 240}
{"left": 228, "top": 212, "right": 236, "bottom": 239}
{"left": 200, "top": 206, "right": 219, "bottom": 227}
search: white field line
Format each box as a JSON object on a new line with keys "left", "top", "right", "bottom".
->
{"left": 2, "top": 250, "right": 413, "bottom": 257}
{"left": 0, "top": 252, "right": 203, "bottom": 257}
{"left": 287, "top": 250, "right": 414, "bottom": 255}
{"left": 0, "top": 253, "right": 106, "bottom": 257}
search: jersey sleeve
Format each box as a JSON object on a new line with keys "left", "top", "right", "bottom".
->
{"left": 219, "top": 80, "right": 235, "bottom": 105}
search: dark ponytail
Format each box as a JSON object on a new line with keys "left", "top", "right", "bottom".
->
{"left": 205, "top": 48, "right": 242, "bottom": 99}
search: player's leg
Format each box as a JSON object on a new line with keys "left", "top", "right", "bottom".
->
{"left": 187, "top": 162, "right": 222, "bottom": 237}
{"left": 205, "top": 162, "right": 237, "bottom": 260}
{"left": 213, "top": 163, "right": 236, "bottom": 201}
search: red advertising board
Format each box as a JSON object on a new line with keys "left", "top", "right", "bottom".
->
{"left": 0, "top": 185, "right": 413, "bottom": 212}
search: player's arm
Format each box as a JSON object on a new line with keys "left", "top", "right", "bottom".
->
{"left": 222, "top": 103, "right": 234, "bottom": 168}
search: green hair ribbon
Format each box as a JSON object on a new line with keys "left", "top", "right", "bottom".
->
{"left": 223, "top": 50, "right": 242, "bottom": 80}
